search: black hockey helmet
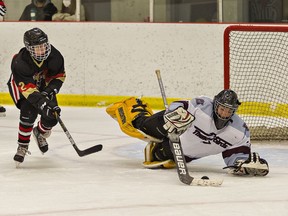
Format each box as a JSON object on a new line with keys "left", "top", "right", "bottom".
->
{"left": 213, "top": 89, "right": 241, "bottom": 129}
{"left": 23, "top": 27, "right": 51, "bottom": 61}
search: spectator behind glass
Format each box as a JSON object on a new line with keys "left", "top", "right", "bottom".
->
{"left": 52, "top": 0, "right": 85, "bottom": 21}
{"left": 19, "top": 0, "right": 57, "bottom": 21}
{"left": 0, "top": 0, "right": 6, "bottom": 21}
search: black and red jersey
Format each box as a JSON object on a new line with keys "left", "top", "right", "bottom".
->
{"left": 8, "top": 45, "right": 66, "bottom": 108}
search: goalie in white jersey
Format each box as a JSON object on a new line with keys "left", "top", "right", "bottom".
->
{"left": 106, "top": 89, "right": 269, "bottom": 176}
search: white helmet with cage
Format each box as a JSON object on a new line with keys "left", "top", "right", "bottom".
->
{"left": 23, "top": 27, "right": 51, "bottom": 61}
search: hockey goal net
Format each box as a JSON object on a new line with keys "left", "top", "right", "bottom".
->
{"left": 224, "top": 25, "right": 288, "bottom": 140}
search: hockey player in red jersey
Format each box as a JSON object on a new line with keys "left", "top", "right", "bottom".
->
{"left": 106, "top": 90, "right": 269, "bottom": 176}
{"left": 7, "top": 27, "right": 66, "bottom": 166}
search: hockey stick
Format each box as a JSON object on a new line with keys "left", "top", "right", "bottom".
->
{"left": 155, "top": 69, "right": 223, "bottom": 186}
{"left": 56, "top": 114, "right": 103, "bottom": 157}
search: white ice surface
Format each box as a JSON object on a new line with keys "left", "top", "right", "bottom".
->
{"left": 0, "top": 106, "right": 288, "bottom": 216}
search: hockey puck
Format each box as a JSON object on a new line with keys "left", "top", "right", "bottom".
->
{"left": 201, "top": 176, "right": 209, "bottom": 180}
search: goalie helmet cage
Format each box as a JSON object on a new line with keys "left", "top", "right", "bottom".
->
{"left": 224, "top": 25, "right": 288, "bottom": 140}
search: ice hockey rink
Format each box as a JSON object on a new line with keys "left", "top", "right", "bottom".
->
{"left": 0, "top": 105, "right": 288, "bottom": 216}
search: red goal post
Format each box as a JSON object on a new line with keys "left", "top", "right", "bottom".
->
{"left": 224, "top": 25, "right": 288, "bottom": 140}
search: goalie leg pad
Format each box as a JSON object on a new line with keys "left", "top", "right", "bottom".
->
{"left": 106, "top": 97, "right": 154, "bottom": 141}
{"left": 143, "top": 141, "right": 175, "bottom": 169}
{"left": 143, "top": 160, "right": 176, "bottom": 169}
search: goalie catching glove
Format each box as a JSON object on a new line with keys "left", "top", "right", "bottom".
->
{"left": 225, "top": 152, "right": 269, "bottom": 176}
{"left": 163, "top": 107, "right": 195, "bottom": 136}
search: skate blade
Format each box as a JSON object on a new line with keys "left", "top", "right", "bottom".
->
{"left": 15, "top": 161, "right": 22, "bottom": 168}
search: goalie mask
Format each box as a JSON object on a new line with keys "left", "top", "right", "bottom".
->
{"left": 24, "top": 28, "right": 51, "bottom": 61}
{"left": 213, "top": 89, "right": 241, "bottom": 130}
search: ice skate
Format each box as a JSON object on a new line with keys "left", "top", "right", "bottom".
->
{"left": 33, "top": 127, "right": 50, "bottom": 154}
{"left": 14, "top": 145, "right": 30, "bottom": 167}
{"left": 0, "top": 105, "right": 6, "bottom": 117}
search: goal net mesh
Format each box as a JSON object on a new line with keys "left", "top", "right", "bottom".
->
{"left": 224, "top": 25, "right": 288, "bottom": 140}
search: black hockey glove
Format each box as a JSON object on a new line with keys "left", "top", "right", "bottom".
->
{"left": 41, "top": 86, "right": 58, "bottom": 100}
{"left": 37, "top": 97, "right": 61, "bottom": 120}
{"left": 224, "top": 152, "right": 269, "bottom": 176}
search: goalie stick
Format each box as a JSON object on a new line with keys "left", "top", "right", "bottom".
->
{"left": 155, "top": 69, "right": 223, "bottom": 186}
{"left": 56, "top": 114, "right": 103, "bottom": 157}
